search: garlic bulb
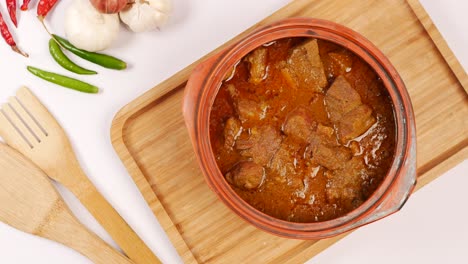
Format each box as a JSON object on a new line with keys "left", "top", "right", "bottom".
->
{"left": 119, "top": 0, "right": 172, "bottom": 33}
{"left": 65, "top": 0, "right": 120, "bottom": 52}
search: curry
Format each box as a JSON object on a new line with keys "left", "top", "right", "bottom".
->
{"left": 209, "top": 38, "right": 396, "bottom": 223}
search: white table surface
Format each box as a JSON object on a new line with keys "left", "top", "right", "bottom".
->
{"left": 0, "top": 0, "right": 466, "bottom": 263}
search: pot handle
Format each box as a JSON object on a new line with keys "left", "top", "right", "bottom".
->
{"left": 182, "top": 54, "right": 221, "bottom": 143}
{"left": 363, "top": 140, "right": 417, "bottom": 224}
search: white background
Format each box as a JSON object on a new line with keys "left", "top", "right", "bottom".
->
{"left": 0, "top": 0, "right": 466, "bottom": 263}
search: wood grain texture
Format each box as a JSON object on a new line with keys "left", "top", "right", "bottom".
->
{"left": 0, "top": 143, "right": 133, "bottom": 264}
{"left": 111, "top": 0, "right": 468, "bottom": 263}
{"left": 406, "top": 0, "right": 468, "bottom": 93}
{"left": 0, "top": 87, "right": 160, "bottom": 264}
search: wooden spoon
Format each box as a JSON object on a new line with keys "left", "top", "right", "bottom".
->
{"left": 0, "top": 143, "right": 133, "bottom": 264}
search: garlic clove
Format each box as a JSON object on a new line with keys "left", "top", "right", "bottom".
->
{"left": 152, "top": 0, "right": 172, "bottom": 14}
{"left": 119, "top": 0, "right": 172, "bottom": 33}
{"left": 65, "top": 0, "right": 120, "bottom": 52}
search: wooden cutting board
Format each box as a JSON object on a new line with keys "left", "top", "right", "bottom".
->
{"left": 111, "top": 0, "right": 468, "bottom": 263}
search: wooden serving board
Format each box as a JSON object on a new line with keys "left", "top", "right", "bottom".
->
{"left": 111, "top": 0, "right": 468, "bottom": 263}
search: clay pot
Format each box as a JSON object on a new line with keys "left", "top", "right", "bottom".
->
{"left": 183, "top": 18, "right": 417, "bottom": 239}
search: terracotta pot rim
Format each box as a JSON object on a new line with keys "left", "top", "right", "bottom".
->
{"left": 184, "top": 18, "right": 416, "bottom": 239}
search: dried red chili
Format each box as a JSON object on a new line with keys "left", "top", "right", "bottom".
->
{"left": 6, "top": 0, "right": 17, "bottom": 27}
{"left": 0, "top": 11, "right": 28, "bottom": 57}
{"left": 20, "top": 0, "right": 32, "bottom": 11}
{"left": 37, "top": 0, "right": 59, "bottom": 20}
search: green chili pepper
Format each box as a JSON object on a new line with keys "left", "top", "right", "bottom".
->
{"left": 52, "top": 35, "right": 127, "bottom": 70}
{"left": 49, "top": 39, "right": 97, "bottom": 75}
{"left": 27, "top": 66, "right": 99, "bottom": 94}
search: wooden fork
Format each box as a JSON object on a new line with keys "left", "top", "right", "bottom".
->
{"left": 0, "top": 87, "right": 161, "bottom": 264}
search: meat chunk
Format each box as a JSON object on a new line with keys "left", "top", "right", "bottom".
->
{"left": 269, "top": 139, "right": 301, "bottom": 179}
{"left": 236, "top": 99, "right": 268, "bottom": 122}
{"left": 224, "top": 117, "right": 242, "bottom": 148}
{"left": 307, "top": 124, "right": 339, "bottom": 155}
{"left": 236, "top": 125, "right": 282, "bottom": 166}
{"left": 282, "top": 39, "right": 327, "bottom": 92}
{"left": 316, "top": 123, "right": 338, "bottom": 146}
{"left": 237, "top": 99, "right": 259, "bottom": 122}
{"left": 326, "top": 51, "right": 353, "bottom": 77}
{"left": 226, "top": 84, "right": 238, "bottom": 98}
{"left": 280, "top": 67, "right": 297, "bottom": 89}
{"left": 325, "top": 76, "right": 362, "bottom": 122}
{"left": 283, "top": 106, "right": 316, "bottom": 142}
{"left": 325, "top": 76, "right": 376, "bottom": 143}
{"left": 226, "top": 161, "right": 265, "bottom": 190}
{"left": 313, "top": 144, "right": 352, "bottom": 170}
{"left": 337, "top": 105, "right": 376, "bottom": 143}
{"left": 325, "top": 157, "right": 366, "bottom": 207}
{"left": 316, "top": 124, "right": 335, "bottom": 140}
{"left": 246, "top": 47, "right": 268, "bottom": 85}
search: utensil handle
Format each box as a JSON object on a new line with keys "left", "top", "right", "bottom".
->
{"left": 41, "top": 200, "right": 133, "bottom": 264}
{"left": 70, "top": 176, "right": 161, "bottom": 264}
